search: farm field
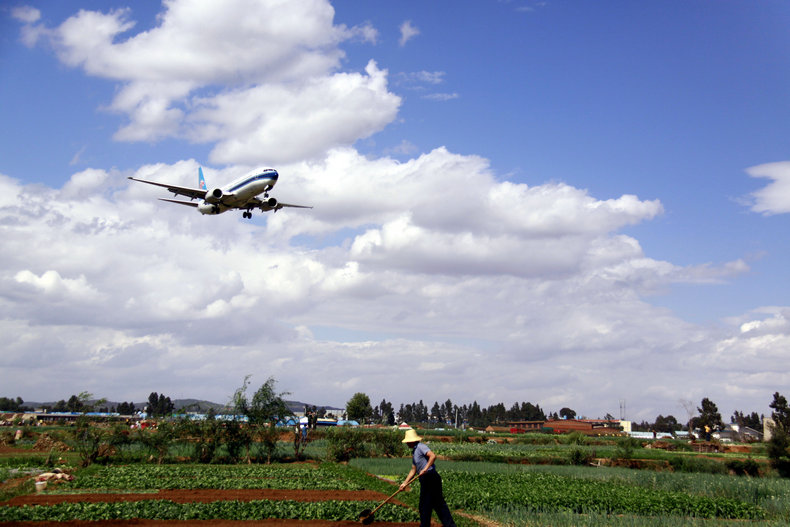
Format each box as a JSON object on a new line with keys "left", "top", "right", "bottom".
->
{"left": 2, "top": 429, "right": 790, "bottom": 526}
{"left": 0, "top": 463, "right": 425, "bottom": 525}
{"left": 351, "top": 458, "right": 790, "bottom": 526}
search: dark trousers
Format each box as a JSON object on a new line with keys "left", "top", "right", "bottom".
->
{"left": 418, "top": 470, "right": 455, "bottom": 527}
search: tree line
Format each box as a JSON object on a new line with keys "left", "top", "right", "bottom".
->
{"left": 342, "top": 393, "right": 548, "bottom": 428}
{"left": 0, "top": 388, "right": 772, "bottom": 434}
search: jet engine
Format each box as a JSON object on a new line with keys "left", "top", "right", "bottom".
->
{"left": 260, "top": 197, "right": 278, "bottom": 210}
{"left": 197, "top": 202, "right": 221, "bottom": 215}
{"left": 205, "top": 187, "right": 223, "bottom": 203}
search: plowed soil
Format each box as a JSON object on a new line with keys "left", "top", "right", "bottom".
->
{"left": 6, "top": 488, "right": 402, "bottom": 506}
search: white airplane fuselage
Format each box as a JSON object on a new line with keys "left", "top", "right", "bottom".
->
{"left": 198, "top": 168, "right": 279, "bottom": 215}
{"left": 128, "top": 165, "right": 310, "bottom": 218}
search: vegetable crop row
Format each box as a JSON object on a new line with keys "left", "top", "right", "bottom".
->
{"left": 442, "top": 472, "right": 765, "bottom": 520}
{"left": 67, "top": 464, "right": 364, "bottom": 491}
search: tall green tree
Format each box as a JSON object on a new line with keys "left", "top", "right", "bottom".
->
{"left": 653, "top": 414, "right": 681, "bottom": 434}
{"left": 768, "top": 391, "right": 790, "bottom": 477}
{"left": 696, "top": 397, "right": 723, "bottom": 434}
{"left": 147, "top": 392, "right": 174, "bottom": 417}
{"left": 346, "top": 392, "right": 372, "bottom": 423}
{"left": 559, "top": 407, "right": 577, "bottom": 420}
{"left": 248, "top": 377, "right": 291, "bottom": 425}
{"left": 732, "top": 410, "right": 761, "bottom": 430}
{"left": 232, "top": 375, "right": 290, "bottom": 463}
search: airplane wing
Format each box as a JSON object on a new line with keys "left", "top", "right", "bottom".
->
{"left": 128, "top": 177, "right": 207, "bottom": 200}
{"left": 277, "top": 202, "right": 313, "bottom": 209}
{"left": 159, "top": 198, "right": 199, "bottom": 208}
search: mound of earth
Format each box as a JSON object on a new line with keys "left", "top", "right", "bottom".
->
{"left": 31, "top": 433, "right": 71, "bottom": 452}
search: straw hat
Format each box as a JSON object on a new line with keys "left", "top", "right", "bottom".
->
{"left": 402, "top": 429, "right": 422, "bottom": 443}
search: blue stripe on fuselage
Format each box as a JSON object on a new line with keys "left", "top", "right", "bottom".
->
{"left": 227, "top": 170, "right": 278, "bottom": 193}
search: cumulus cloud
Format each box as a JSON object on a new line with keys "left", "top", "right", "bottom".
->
{"left": 5, "top": 1, "right": 779, "bottom": 419}
{"left": 26, "top": 0, "right": 384, "bottom": 163}
{"left": 0, "top": 149, "right": 762, "bottom": 418}
{"left": 746, "top": 161, "right": 790, "bottom": 215}
{"left": 188, "top": 60, "right": 400, "bottom": 165}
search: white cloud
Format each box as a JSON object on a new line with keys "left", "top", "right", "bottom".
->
{"left": 399, "top": 20, "right": 420, "bottom": 47}
{"left": 32, "top": 0, "right": 384, "bottom": 163}
{"left": 746, "top": 161, "right": 790, "bottom": 215}
{"left": 5, "top": 2, "right": 780, "bottom": 420}
{"left": 189, "top": 60, "right": 401, "bottom": 165}
{"left": 0, "top": 151, "right": 767, "bottom": 419}
{"left": 11, "top": 5, "right": 40, "bottom": 23}
{"left": 12, "top": 5, "right": 46, "bottom": 46}
{"left": 398, "top": 71, "right": 446, "bottom": 85}
{"left": 422, "top": 92, "right": 459, "bottom": 101}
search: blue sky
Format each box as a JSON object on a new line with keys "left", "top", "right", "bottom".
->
{"left": 1, "top": 1, "right": 789, "bottom": 422}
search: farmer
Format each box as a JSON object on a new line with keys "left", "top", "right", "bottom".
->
{"left": 400, "top": 429, "right": 456, "bottom": 527}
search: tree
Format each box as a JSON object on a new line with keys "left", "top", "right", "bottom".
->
{"left": 653, "top": 414, "right": 680, "bottom": 434}
{"left": 232, "top": 376, "right": 290, "bottom": 463}
{"left": 0, "top": 397, "right": 27, "bottom": 412}
{"left": 559, "top": 407, "right": 576, "bottom": 420}
{"left": 147, "top": 392, "right": 175, "bottom": 417}
{"left": 431, "top": 401, "right": 442, "bottom": 423}
{"left": 66, "top": 394, "right": 84, "bottom": 412}
{"left": 732, "top": 410, "right": 761, "bottom": 431}
{"left": 769, "top": 392, "right": 790, "bottom": 432}
{"left": 378, "top": 399, "right": 395, "bottom": 425}
{"left": 117, "top": 402, "right": 136, "bottom": 415}
{"left": 768, "top": 392, "right": 790, "bottom": 477}
{"left": 346, "top": 393, "right": 372, "bottom": 423}
{"left": 695, "top": 397, "right": 723, "bottom": 437}
{"left": 248, "top": 377, "right": 290, "bottom": 425}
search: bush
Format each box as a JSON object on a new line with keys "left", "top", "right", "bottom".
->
{"left": 669, "top": 456, "right": 728, "bottom": 475}
{"left": 726, "top": 458, "right": 760, "bottom": 477}
{"left": 614, "top": 437, "right": 642, "bottom": 460}
{"left": 325, "top": 427, "right": 369, "bottom": 461}
{"left": 513, "top": 433, "right": 558, "bottom": 445}
{"left": 370, "top": 429, "right": 403, "bottom": 458}
{"left": 73, "top": 417, "right": 112, "bottom": 467}
{"left": 767, "top": 428, "right": 790, "bottom": 478}
{"left": 569, "top": 447, "right": 596, "bottom": 466}
{"left": 562, "top": 432, "right": 590, "bottom": 445}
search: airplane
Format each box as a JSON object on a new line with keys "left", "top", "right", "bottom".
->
{"left": 128, "top": 167, "right": 311, "bottom": 218}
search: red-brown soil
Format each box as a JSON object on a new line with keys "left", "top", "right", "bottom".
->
{"left": 5, "top": 489, "right": 404, "bottom": 506}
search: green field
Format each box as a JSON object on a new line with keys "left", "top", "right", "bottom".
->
{"left": 2, "top": 427, "right": 789, "bottom": 525}
{"left": 351, "top": 458, "right": 790, "bottom": 526}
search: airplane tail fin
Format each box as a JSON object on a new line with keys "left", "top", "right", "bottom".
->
{"left": 198, "top": 167, "right": 207, "bottom": 190}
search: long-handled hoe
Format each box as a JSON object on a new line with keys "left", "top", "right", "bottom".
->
{"left": 358, "top": 473, "right": 418, "bottom": 525}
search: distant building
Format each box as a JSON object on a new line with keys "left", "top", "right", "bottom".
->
{"left": 714, "top": 423, "right": 763, "bottom": 443}
{"left": 502, "top": 420, "right": 545, "bottom": 433}
{"left": 544, "top": 418, "right": 623, "bottom": 436}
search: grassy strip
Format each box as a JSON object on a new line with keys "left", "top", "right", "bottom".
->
{"left": 0, "top": 499, "right": 417, "bottom": 522}
{"left": 442, "top": 471, "right": 764, "bottom": 519}
{"left": 485, "top": 507, "right": 789, "bottom": 527}
{"left": 66, "top": 463, "right": 364, "bottom": 491}
{"left": 351, "top": 459, "right": 776, "bottom": 521}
